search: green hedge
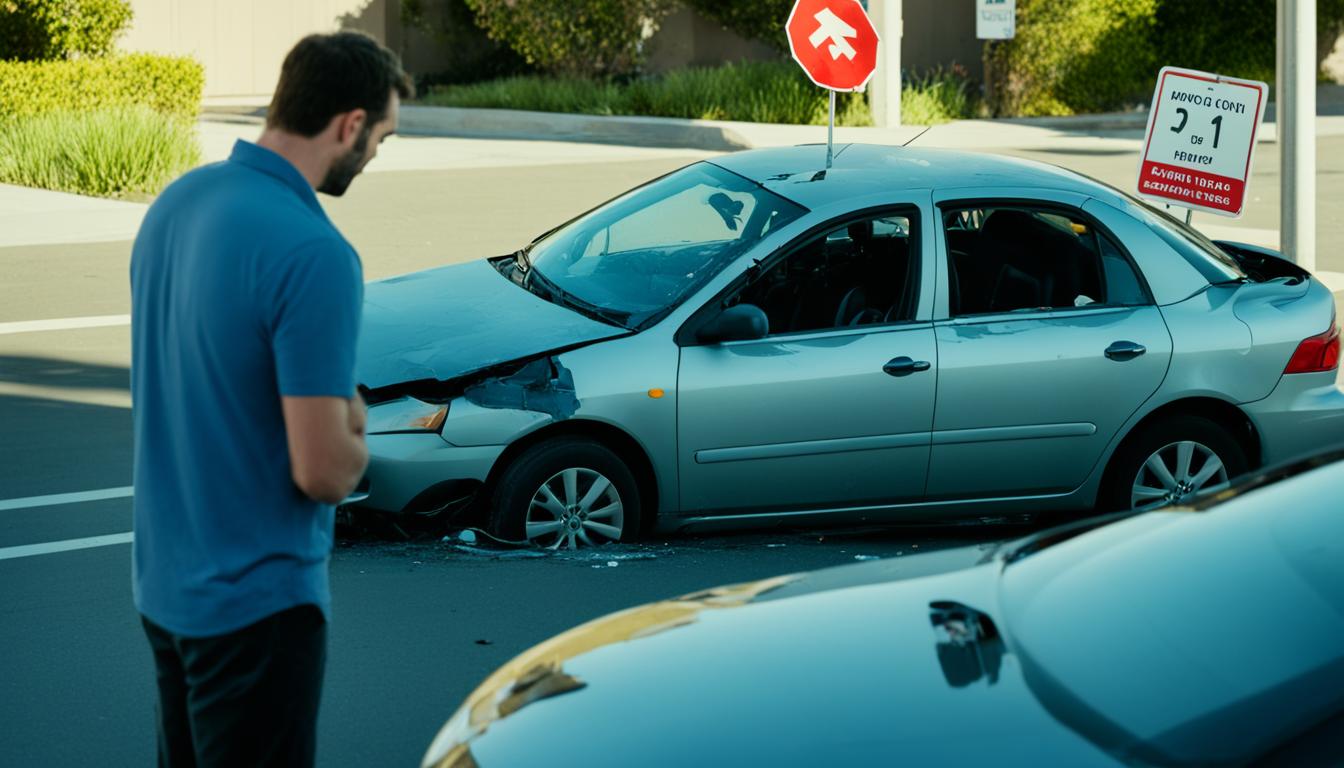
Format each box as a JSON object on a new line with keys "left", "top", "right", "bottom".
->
{"left": 0, "top": 53, "right": 204, "bottom": 120}
{"left": 985, "top": 0, "right": 1158, "bottom": 117}
{"left": 421, "top": 60, "right": 872, "bottom": 125}
{"left": 0, "top": 106, "right": 201, "bottom": 198}
{"left": 0, "top": 0, "right": 133, "bottom": 61}
{"left": 987, "top": 0, "right": 1344, "bottom": 117}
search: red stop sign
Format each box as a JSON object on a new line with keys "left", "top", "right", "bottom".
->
{"left": 786, "top": 0, "right": 881, "bottom": 92}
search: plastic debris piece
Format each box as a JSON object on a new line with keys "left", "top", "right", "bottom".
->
{"left": 607, "top": 561, "right": 619, "bottom": 567}
{"left": 854, "top": 555, "right": 880, "bottom": 561}
{"left": 475, "top": 639, "right": 492, "bottom": 646}
{"left": 766, "top": 543, "right": 787, "bottom": 548}
{"left": 458, "top": 529, "right": 478, "bottom": 544}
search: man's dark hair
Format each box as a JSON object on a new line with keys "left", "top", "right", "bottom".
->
{"left": 268, "top": 32, "right": 415, "bottom": 137}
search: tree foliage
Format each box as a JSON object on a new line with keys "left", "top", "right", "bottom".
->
{"left": 680, "top": 0, "right": 792, "bottom": 52}
{"left": 463, "top": 0, "right": 674, "bottom": 78}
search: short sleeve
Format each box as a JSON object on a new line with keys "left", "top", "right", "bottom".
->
{"left": 268, "top": 239, "right": 363, "bottom": 398}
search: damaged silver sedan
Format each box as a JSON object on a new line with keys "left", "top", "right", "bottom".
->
{"left": 352, "top": 144, "right": 1344, "bottom": 548}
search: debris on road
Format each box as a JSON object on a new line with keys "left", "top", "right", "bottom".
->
{"left": 854, "top": 555, "right": 880, "bottom": 561}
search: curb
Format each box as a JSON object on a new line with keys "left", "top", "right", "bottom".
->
{"left": 398, "top": 105, "right": 753, "bottom": 151}
{"left": 202, "top": 103, "right": 1344, "bottom": 153}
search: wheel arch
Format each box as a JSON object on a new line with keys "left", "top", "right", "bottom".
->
{"left": 1098, "top": 395, "right": 1262, "bottom": 501}
{"left": 483, "top": 419, "right": 662, "bottom": 534}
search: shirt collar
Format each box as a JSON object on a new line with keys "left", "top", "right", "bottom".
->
{"left": 228, "top": 140, "right": 325, "bottom": 215}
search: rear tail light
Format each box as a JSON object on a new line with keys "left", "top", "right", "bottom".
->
{"left": 1284, "top": 324, "right": 1341, "bottom": 374}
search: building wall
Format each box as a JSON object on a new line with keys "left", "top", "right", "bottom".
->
{"left": 120, "top": 0, "right": 398, "bottom": 97}
{"left": 902, "top": 0, "right": 982, "bottom": 81}
{"left": 645, "top": 7, "right": 781, "bottom": 74}
{"left": 120, "top": 1, "right": 983, "bottom": 98}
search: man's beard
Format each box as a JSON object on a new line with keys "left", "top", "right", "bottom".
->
{"left": 318, "top": 125, "right": 371, "bottom": 197}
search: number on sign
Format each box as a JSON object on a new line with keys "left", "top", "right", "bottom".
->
{"left": 1171, "top": 107, "right": 1189, "bottom": 134}
{"left": 1211, "top": 115, "right": 1222, "bottom": 149}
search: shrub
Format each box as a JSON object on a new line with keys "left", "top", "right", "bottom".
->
{"left": 986, "top": 0, "right": 1344, "bottom": 117}
{"left": 421, "top": 60, "right": 872, "bottom": 126}
{"left": 463, "top": 0, "right": 673, "bottom": 78}
{"left": 681, "top": 0, "right": 792, "bottom": 51}
{"left": 0, "top": 106, "right": 200, "bottom": 198}
{"left": 0, "top": 0, "right": 132, "bottom": 61}
{"left": 985, "top": 0, "right": 1159, "bottom": 117}
{"left": 0, "top": 53, "right": 204, "bottom": 120}
{"left": 901, "top": 67, "right": 977, "bottom": 125}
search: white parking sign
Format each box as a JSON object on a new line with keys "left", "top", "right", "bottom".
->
{"left": 1137, "top": 66, "right": 1268, "bottom": 217}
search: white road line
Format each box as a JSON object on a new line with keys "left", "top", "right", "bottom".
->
{"left": 0, "top": 486, "right": 133, "bottom": 511}
{"left": 0, "top": 314, "right": 130, "bottom": 335}
{"left": 0, "top": 532, "right": 132, "bottom": 561}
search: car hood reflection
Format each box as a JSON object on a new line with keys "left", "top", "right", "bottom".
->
{"left": 356, "top": 259, "right": 628, "bottom": 390}
{"left": 421, "top": 542, "right": 1127, "bottom": 768}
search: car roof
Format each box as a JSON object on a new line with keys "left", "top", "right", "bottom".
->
{"left": 711, "top": 143, "right": 1130, "bottom": 210}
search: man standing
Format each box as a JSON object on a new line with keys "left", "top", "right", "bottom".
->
{"left": 129, "top": 33, "right": 412, "bottom": 767}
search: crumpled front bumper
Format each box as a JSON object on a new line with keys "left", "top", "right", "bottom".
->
{"left": 354, "top": 432, "right": 504, "bottom": 514}
{"left": 1243, "top": 371, "right": 1344, "bottom": 466}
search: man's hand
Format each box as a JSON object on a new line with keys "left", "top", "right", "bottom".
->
{"left": 349, "top": 391, "right": 367, "bottom": 438}
{"left": 282, "top": 394, "right": 370, "bottom": 504}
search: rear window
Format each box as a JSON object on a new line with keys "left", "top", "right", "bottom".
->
{"left": 1128, "top": 201, "right": 1247, "bottom": 283}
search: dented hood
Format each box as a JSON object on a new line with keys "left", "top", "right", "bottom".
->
{"left": 356, "top": 259, "right": 627, "bottom": 390}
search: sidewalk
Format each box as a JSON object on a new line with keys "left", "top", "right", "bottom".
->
{"left": 205, "top": 83, "right": 1344, "bottom": 152}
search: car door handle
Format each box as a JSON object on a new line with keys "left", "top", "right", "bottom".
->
{"left": 1105, "top": 341, "right": 1147, "bottom": 361}
{"left": 883, "top": 357, "right": 932, "bottom": 377}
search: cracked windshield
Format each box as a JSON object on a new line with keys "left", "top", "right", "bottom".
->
{"left": 522, "top": 163, "right": 806, "bottom": 326}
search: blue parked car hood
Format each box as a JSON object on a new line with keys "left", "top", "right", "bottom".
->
{"left": 356, "top": 259, "right": 628, "bottom": 390}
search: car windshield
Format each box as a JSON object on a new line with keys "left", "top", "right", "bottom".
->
{"left": 520, "top": 162, "right": 807, "bottom": 327}
{"left": 1000, "top": 453, "right": 1344, "bottom": 764}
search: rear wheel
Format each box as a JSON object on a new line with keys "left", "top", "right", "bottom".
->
{"left": 490, "top": 437, "right": 642, "bottom": 549}
{"left": 1100, "top": 415, "right": 1248, "bottom": 512}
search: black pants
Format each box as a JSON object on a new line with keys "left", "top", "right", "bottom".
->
{"left": 141, "top": 604, "right": 327, "bottom": 768}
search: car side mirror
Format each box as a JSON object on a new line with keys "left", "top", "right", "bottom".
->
{"left": 697, "top": 304, "right": 768, "bottom": 344}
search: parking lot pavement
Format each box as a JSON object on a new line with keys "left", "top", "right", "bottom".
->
{"left": 2, "top": 128, "right": 1342, "bottom": 767}
{"left": 0, "top": 517, "right": 1026, "bottom": 767}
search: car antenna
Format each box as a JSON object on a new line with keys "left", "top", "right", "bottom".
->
{"left": 903, "top": 127, "right": 932, "bottom": 147}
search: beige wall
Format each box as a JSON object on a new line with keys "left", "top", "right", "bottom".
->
{"left": 120, "top": 0, "right": 398, "bottom": 97}
{"left": 645, "top": 7, "right": 780, "bottom": 73}
{"left": 121, "top": 1, "right": 983, "bottom": 98}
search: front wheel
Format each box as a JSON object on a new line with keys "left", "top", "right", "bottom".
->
{"left": 490, "top": 437, "right": 642, "bottom": 549}
{"left": 1100, "top": 415, "right": 1248, "bottom": 512}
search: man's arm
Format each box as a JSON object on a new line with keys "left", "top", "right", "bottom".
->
{"left": 282, "top": 394, "right": 368, "bottom": 504}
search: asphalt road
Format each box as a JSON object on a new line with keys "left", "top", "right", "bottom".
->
{"left": 1, "top": 136, "right": 1342, "bottom": 767}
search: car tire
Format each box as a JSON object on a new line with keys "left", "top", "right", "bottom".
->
{"left": 490, "top": 437, "right": 642, "bottom": 549}
{"left": 1099, "top": 414, "right": 1249, "bottom": 512}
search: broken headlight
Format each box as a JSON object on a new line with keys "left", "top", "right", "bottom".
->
{"left": 366, "top": 397, "right": 449, "bottom": 435}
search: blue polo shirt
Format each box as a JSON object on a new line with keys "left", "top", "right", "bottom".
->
{"left": 130, "top": 140, "right": 363, "bottom": 637}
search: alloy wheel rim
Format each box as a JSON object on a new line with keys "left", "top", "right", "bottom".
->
{"left": 1130, "top": 440, "right": 1230, "bottom": 510}
{"left": 525, "top": 467, "right": 624, "bottom": 550}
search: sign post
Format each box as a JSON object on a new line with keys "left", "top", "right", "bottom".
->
{"left": 1278, "top": 0, "right": 1316, "bottom": 271}
{"left": 1136, "top": 66, "right": 1269, "bottom": 219}
{"left": 786, "top": 0, "right": 881, "bottom": 168}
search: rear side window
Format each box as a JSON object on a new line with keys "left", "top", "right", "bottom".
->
{"left": 941, "top": 205, "right": 1149, "bottom": 316}
{"left": 1130, "top": 200, "right": 1246, "bottom": 283}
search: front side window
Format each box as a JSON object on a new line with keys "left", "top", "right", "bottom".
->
{"left": 941, "top": 205, "right": 1148, "bottom": 316}
{"left": 732, "top": 212, "right": 919, "bottom": 336}
{"left": 523, "top": 163, "right": 807, "bottom": 327}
